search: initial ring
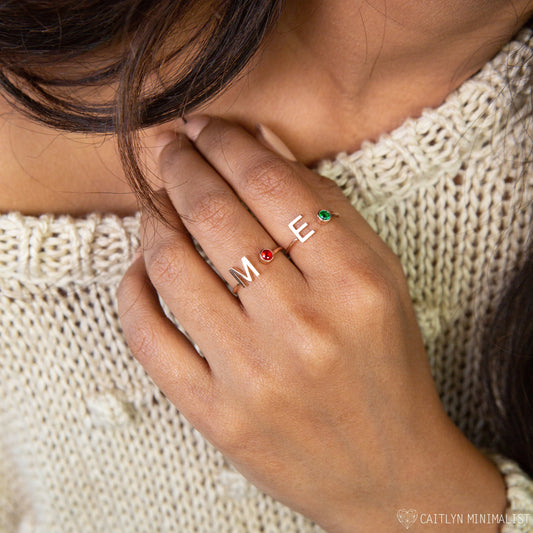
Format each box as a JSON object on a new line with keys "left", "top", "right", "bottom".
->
{"left": 230, "top": 246, "right": 283, "bottom": 295}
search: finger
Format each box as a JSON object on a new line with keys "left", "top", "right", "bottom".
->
{"left": 117, "top": 249, "right": 214, "bottom": 426}
{"left": 139, "top": 190, "right": 247, "bottom": 357}
{"left": 155, "top": 135, "right": 303, "bottom": 299}
{"left": 181, "top": 116, "right": 382, "bottom": 273}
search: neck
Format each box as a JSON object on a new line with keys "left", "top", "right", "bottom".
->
{"left": 196, "top": 0, "right": 533, "bottom": 164}
{"left": 2, "top": 1, "right": 532, "bottom": 217}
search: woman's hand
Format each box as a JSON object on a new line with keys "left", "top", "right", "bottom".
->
{"left": 117, "top": 117, "right": 506, "bottom": 532}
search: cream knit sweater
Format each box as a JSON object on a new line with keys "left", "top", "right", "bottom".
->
{"left": 1, "top": 28, "right": 533, "bottom": 533}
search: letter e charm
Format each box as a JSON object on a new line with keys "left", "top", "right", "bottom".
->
{"left": 288, "top": 215, "right": 315, "bottom": 243}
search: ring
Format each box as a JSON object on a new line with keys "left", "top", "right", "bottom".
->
{"left": 285, "top": 238, "right": 299, "bottom": 255}
{"left": 230, "top": 246, "right": 283, "bottom": 295}
{"left": 285, "top": 209, "right": 340, "bottom": 255}
{"left": 317, "top": 209, "right": 340, "bottom": 223}
{"left": 259, "top": 246, "right": 283, "bottom": 263}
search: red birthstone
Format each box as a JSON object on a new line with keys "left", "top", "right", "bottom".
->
{"left": 260, "top": 249, "right": 273, "bottom": 262}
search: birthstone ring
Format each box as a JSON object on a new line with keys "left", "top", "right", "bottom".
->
{"left": 285, "top": 209, "right": 340, "bottom": 255}
{"left": 316, "top": 209, "right": 340, "bottom": 223}
{"left": 229, "top": 209, "right": 339, "bottom": 295}
{"left": 230, "top": 246, "right": 283, "bottom": 295}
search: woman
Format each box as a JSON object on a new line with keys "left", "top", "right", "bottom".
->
{"left": 0, "top": 1, "right": 531, "bottom": 531}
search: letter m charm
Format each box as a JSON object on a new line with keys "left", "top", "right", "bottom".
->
{"left": 229, "top": 256, "right": 260, "bottom": 288}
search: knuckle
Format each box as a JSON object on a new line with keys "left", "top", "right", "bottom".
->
{"left": 305, "top": 346, "right": 343, "bottom": 379}
{"left": 145, "top": 240, "right": 188, "bottom": 288}
{"left": 369, "top": 238, "right": 408, "bottom": 285}
{"left": 211, "top": 415, "right": 250, "bottom": 455}
{"left": 243, "top": 156, "right": 295, "bottom": 199}
{"left": 124, "top": 321, "right": 155, "bottom": 355}
{"left": 281, "top": 303, "right": 343, "bottom": 377}
{"left": 203, "top": 122, "right": 235, "bottom": 153}
{"left": 332, "top": 245, "right": 396, "bottom": 297}
{"left": 242, "top": 366, "right": 277, "bottom": 407}
{"left": 124, "top": 320, "right": 159, "bottom": 362}
{"left": 187, "top": 190, "right": 237, "bottom": 237}
{"left": 356, "top": 267, "right": 398, "bottom": 314}
{"left": 301, "top": 330, "right": 343, "bottom": 378}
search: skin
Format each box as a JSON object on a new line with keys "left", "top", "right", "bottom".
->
{"left": 120, "top": 117, "right": 510, "bottom": 532}
{"left": 1, "top": 0, "right": 533, "bottom": 530}
{"left": 1, "top": 0, "right": 532, "bottom": 213}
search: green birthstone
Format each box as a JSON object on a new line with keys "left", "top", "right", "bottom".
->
{"left": 318, "top": 209, "right": 331, "bottom": 221}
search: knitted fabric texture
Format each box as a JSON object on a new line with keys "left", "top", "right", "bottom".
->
{"left": 1, "top": 30, "right": 533, "bottom": 533}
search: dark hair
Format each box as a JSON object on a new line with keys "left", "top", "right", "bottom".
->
{"left": 481, "top": 250, "right": 533, "bottom": 474}
{"left": 0, "top": 0, "right": 531, "bottom": 477}
{"left": 0, "top": 0, "right": 285, "bottom": 217}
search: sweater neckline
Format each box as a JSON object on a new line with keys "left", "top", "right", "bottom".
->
{"left": 316, "top": 27, "right": 533, "bottom": 201}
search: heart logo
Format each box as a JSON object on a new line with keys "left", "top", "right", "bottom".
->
{"left": 397, "top": 509, "right": 418, "bottom": 530}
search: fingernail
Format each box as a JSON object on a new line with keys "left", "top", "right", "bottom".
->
{"left": 150, "top": 131, "right": 178, "bottom": 160}
{"left": 256, "top": 124, "right": 297, "bottom": 162}
{"left": 182, "top": 115, "right": 210, "bottom": 141}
